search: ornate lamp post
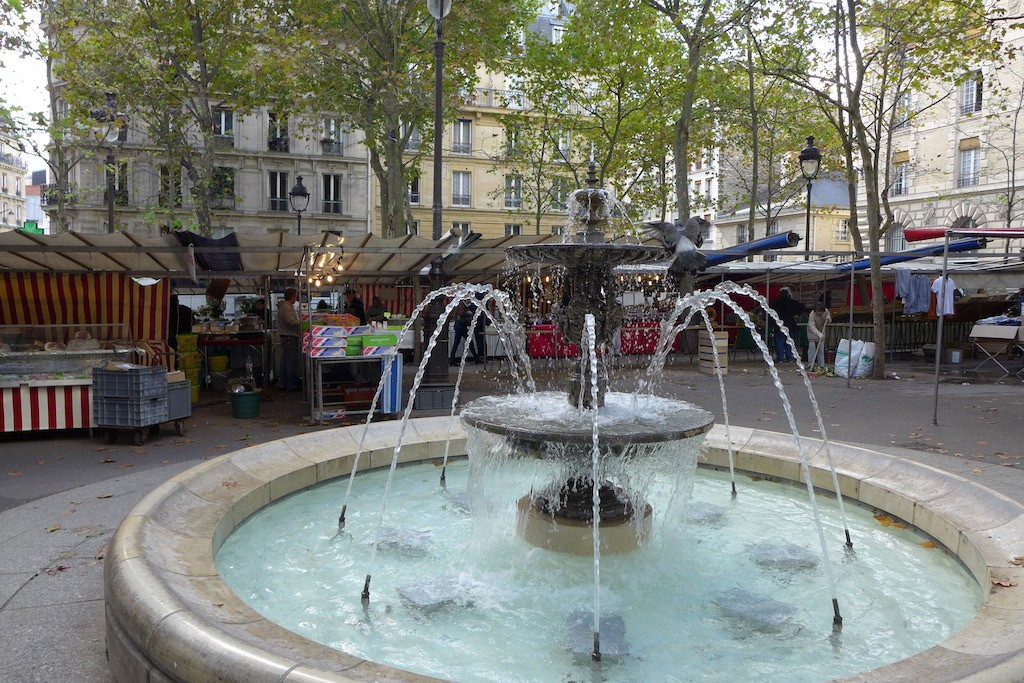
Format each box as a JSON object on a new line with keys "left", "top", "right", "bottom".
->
{"left": 91, "top": 93, "right": 127, "bottom": 233}
{"left": 798, "top": 135, "right": 821, "bottom": 260}
{"left": 289, "top": 176, "right": 310, "bottom": 235}
{"left": 422, "top": 0, "right": 452, "bottom": 385}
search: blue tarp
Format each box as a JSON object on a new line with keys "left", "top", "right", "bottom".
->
{"left": 835, "top": 238, "right": 986, "bottom": 271}
{"left": 705, "top": 232, "right": 801, "bottom": 268}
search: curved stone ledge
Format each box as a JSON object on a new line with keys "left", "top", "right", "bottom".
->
{"left": 105, "top": 417, "right": 1024, "bottom": 682}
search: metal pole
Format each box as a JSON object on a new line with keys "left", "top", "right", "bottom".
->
{"left": 297, "top": 210, "right": 302, "bottom": 236}
{"left": 422, "top": 14, "right": 449, "bottom": 385}
{"left": 804, "top": 180, "right": 812, "bottom": 260}
{"left": 932, "top": 234, "right": 952, "bottom": 425}
{"left": 106, "top": 150, "right": 116, "bottom": 233}
{"left": 847, "top": 255, "right": 855, "bottom": 388}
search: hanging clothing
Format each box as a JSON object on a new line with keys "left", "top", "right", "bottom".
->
{"left": 931, "top": 276, "right": 956, "bottom": 317}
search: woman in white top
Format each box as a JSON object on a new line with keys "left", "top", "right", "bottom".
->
{"left": 806, "top": 302, "right": 832, "bottom": 370}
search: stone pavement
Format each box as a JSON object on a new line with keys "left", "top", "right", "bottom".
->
{"left": 0, "top": 356, "right": 1021, "bottom": 682}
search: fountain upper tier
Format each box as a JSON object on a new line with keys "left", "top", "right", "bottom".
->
{"left": 460, "top": 392, "right": 714, "bottom": 447}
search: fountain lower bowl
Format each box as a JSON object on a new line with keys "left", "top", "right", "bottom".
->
{"left": 104, "top": 418, "right": 1024, "bottom": 682}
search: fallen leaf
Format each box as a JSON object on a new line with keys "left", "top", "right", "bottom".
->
{"left": 92, "top": 447, "right": 108, "bottom": 452}
{"left": 118, "top": 463, "right": 135, "bottom": 469}
{"left": 918, "top": 540, "right": 937, "bottom": 549}
{"left": 7, "top": 471, "right": 22, "bottom": 477}
{"left": 873, "top": 513, "right": 907, "bottom": 530}
{"left": 97, "top": 494, "right": 113, "bottom": 499}
{"left": 61, "top": 509, "right": 76, "bottom": 516}
{"left": 221, "top": 481, "right": 240, "bottom": 488}
{"left": 1010, "top": 556, "right": 1024, "bottom": 566}
{"left": 42, "top": 565, "right": 69, "bottom": 576}
{"left": 973, "top": 467, "right": 985, "bottom": 473}
{"left": 212, "top": 602, "right": 224, "bottom": 607}
{"left": 211, "top": 445, "right": 227, "bottom": 451}
{"left": 992, "top": 578, "right": 1018, "bottom": 588}
{"left": 36, "top": 460, "right": 45, "bottom": 465}
{"left": 95, "top": 544, "right": 108, "bottom": 560}
{"left": 99, "top": 457, "right": 116, "bottom": 464}
{"left": 46, "top": 524, "right": 61, "bottom": 533}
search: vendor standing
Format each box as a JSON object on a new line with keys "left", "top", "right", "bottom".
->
{"left": 342, "top": 288, "right": 367, "bottom": 325}
{"left": 806, "top": 301, "right": 832, "bottom": 371}
{"left": 366, "top": 295, "right": 388, "bottom": 322}
{"left": 276, "top": 287, "right": 301, "bottom": 391}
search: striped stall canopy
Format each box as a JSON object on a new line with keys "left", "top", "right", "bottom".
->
{"left": 0, "top": 384, "right": 93, "bottom": 432}
{"left": 0, "top": 272, "right": 171, "bottom": 363}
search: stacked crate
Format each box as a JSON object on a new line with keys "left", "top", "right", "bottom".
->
{"left": 92, "top": 366, "right": 169, "bottom": 427}
{"left": 176, "top": 334, "right": 201, "bottom": 402}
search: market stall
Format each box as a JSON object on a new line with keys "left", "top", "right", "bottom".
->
{"left": 0, "top": 272, "right": 171, "bottom": 433}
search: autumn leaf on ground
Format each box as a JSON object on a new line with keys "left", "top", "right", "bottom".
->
{"left": 99, "top": 457, "right": 116, "bottom": 464}
{"left": 46, "top": 524, "right": 61, "bottom": 533}
{"left": 978, "top": 440, "right": 988, "bottom": 445}
{"left": 918, "top": 540, "right": 937, "bottom": 549}
{"left": 96, "top": 494, "right": 113, "bottom": 499}
{"left": 62, "top": 508, "right": 76, "bottom": 516}
{"left": 42, "top": 565, "right": 69, "bottom": 576}
{"left": 36, "top": 460, "right": 45, "bottom": 465}
{"left": 992, "top": 578, "right": 1018, "bottom": 588}
{"left": 95, "top": 544, "right": 108, "bottom": 560}
{"left": 7, "top": 471, "right": 22, "bottom": 477}
{"left": 238, "top": 434, "right": 254, "bottom": 441}
{"left": 973, "top": 467, "right": 985, "bottom": 473}
{"left": 118, "top": 463, "right": 135, "bottom": 469}
{"left": 221, "top": 480, "right": 240, "bottom": 488}
{"left": 1010, "top": 556, "right": 1024, "bottom": 566}
{"left": 873, "top": 513, "right": 907, "bottom": 530}
{"left": 211, "top": 445, "right": 227, "bottom": 451}
{"left": 92, "top": 447, "right": 109, "bottom": 452}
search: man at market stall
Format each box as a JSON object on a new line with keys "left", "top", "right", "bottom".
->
{"left": 770, "top": 287, "right": 805, "bottom": 363}
{"left": 342, "top": 288, "right": 367, "bottom": 325}
{"left": 276, "top": 288, "right": 301, "bottom": 391}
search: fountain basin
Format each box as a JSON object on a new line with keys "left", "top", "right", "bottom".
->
{"left": 104, "top": 417, "right": 1024, "bottom": 682}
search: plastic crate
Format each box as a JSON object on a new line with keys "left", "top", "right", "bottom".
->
{"left": 167, "top": 380, "right": 192, "bottom": 421}
{"left": 93, "top": 395, "right": 168, "bottom": 427}
{"left": 92, "top": 366, "right": 167, "bottom": 399}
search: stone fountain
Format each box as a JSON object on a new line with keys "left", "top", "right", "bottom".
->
{"left": 466, "top": 164, "right": 713, "bottom": 556}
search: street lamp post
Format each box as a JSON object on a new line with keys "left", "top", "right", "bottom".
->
{"left": 289, "top": 176, "right": 309, "bottom": 235}
{"left": 798, "top": 135, "right": 821, "bottom": 260}
{"left": 423, "top": 0, "right": 452, "bottom": 386}
{"left": 91, "top": 93, "right": 126, "bottom": 233}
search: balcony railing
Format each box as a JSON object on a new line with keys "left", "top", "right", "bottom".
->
{"left": 0, "top": 152, "right": 28, "bottom": 169}
{"left": 461, "top": 87, "right": 585, "bottom": 115}
{"left": 40, "top": 183, "right": 76, "bottom": 206}
{"left": 505, "top": 197, "right": 522, "bottom": 208}
{"left": 321, "top": 141, "right": 344, "bottom": 155}
{"left": 323, "top": 200, "right": 343, "bottom": 214}
{"left": 452, "top": 141, "right": 472, "bottom": 154}
{"left": 214, "top": 134, "right": 234, "bottom": 149}
{"left": 104, "top": 189, "right": 129, "bottom": 206}
{"left": 452, "top": 194, "right": 471, "bottom": 206}
{"left": 409, "top": 191, "right": 420, "bottom": 203}
{"left": 269, "top": 197, "right": 289, "bottom": 212}
{"left": 957, "top": 173, "right": 979, "bottom": 188}
{"left": 210, "top": 194, "right": 235, "bottom": 210}
{"left": 267, "top": 136, "right": 290, "bottom": 152}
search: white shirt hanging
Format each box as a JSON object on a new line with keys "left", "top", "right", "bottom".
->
{"left": 931, "top": 276, "right": 956, "bottom": 316}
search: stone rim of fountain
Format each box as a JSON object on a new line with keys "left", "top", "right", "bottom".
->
{"left": 104, "top": 417, "right": 1024, "bottom": 683}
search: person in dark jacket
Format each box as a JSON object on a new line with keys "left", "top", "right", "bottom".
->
{"left": 342, "top": 288, "right": 367, "bottom": 325}
{"left": 770, "top": 287, "right": 805, "bottom": 362}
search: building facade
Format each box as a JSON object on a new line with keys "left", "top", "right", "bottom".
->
{"left": 876, "top": 21, "right": 1024, "bottom": 249}
{"left": 0, "top": 136, "right": 30, "bottom": 231}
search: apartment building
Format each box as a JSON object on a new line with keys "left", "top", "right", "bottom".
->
{"left": 44, "top": 109, "right": 372, "bottom": 238}
{"left": 0, "top": 136, "right": 29, "bottom": 231}
{"left": 877, "top": 20, "right": 1024, "bottom": 249}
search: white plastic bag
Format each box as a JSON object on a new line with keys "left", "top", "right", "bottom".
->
{"left": 854, "top": 341, "right": 875, "bottom": 378}
{"left": 835, "top": 339, "right": 864, "bottom": 378}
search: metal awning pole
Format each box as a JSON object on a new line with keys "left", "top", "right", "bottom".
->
{"left": 932, "top": 234, "right": 953, "bottom": 425}
{"left": 847, "top": 255, "right": 855, "bottom": 388}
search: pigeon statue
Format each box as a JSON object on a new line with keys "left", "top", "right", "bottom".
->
{"left": 644, "top": 216, "right": 710, "bottom": 277}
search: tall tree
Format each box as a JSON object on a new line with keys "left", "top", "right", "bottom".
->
{"left": 55, "top": 0, "right": 291, "bottom": 235}
{"left": 292, "top": 0, "right": 535, "bottom": 238}
{"left": 756, "top": 0, "right": 1001, "bottom": 377}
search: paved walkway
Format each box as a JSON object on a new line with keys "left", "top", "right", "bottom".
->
{"left": 0, "top": 357, "right": 1021, "bottom": 681}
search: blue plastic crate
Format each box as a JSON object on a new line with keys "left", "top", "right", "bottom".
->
{"left": 92, "top": 366, "right": 167, "bottom": 399}
{"left": 166, "top": 380, "right": 192, "bottom": 421}
{"left": 93, "top": 395, "right": 168, "bottom": 428}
